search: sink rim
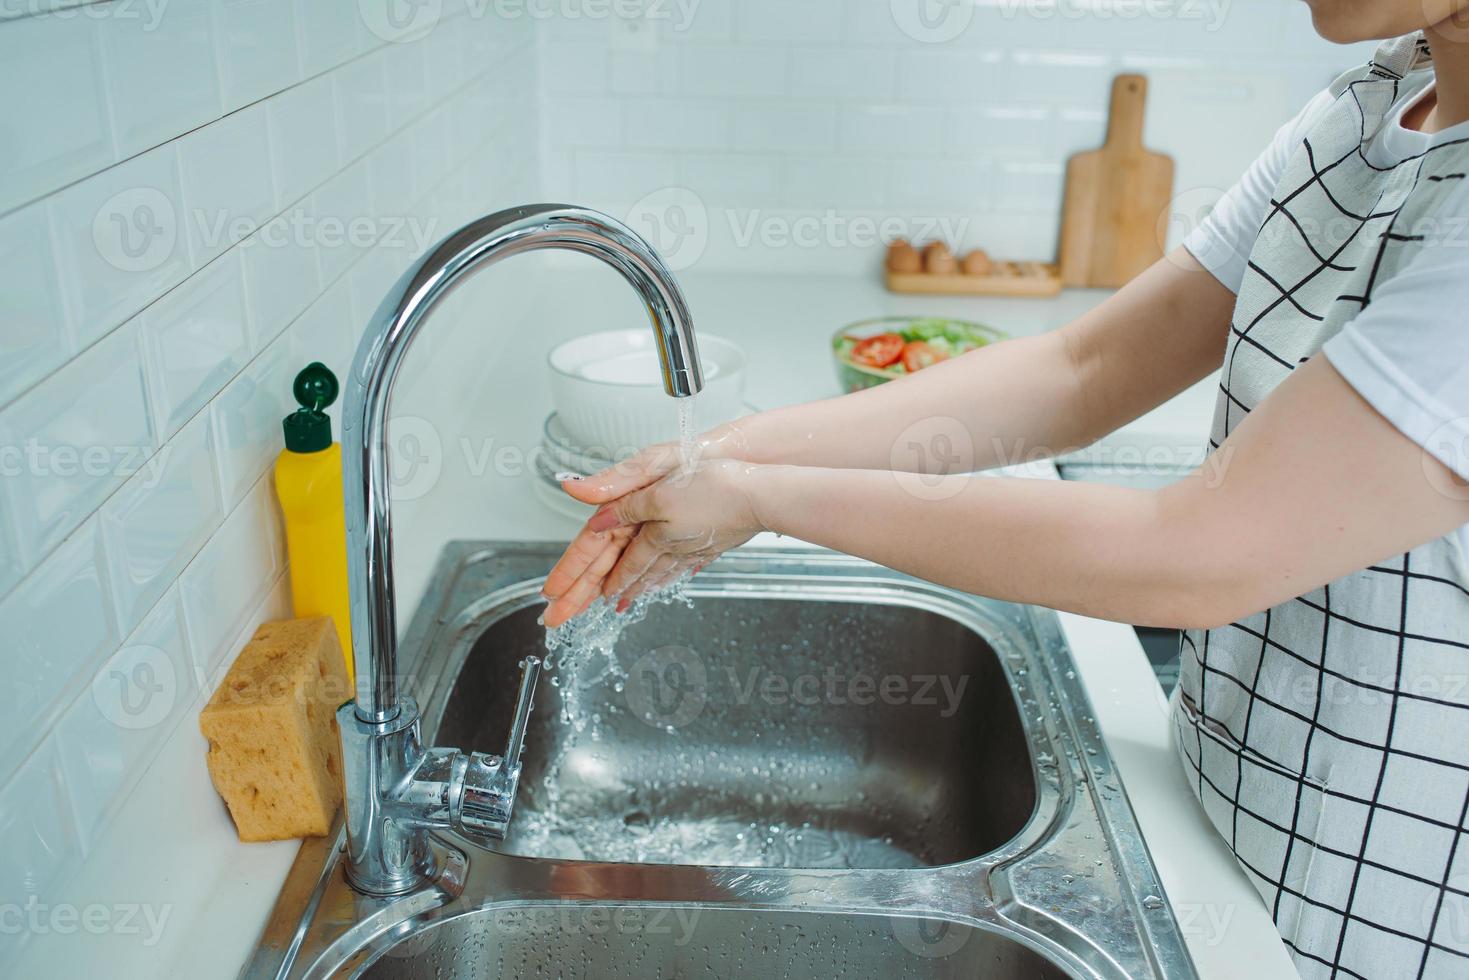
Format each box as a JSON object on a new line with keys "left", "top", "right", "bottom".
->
{"left": 255, "top": 837, "right": 1092, "bottom": 980}
{"left": 241, "top": 543, "right": 1199, "bottom": 980}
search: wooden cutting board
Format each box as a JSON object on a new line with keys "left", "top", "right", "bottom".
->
{"left": 1058, "top": 74, "right": 1174, "bottom": 289}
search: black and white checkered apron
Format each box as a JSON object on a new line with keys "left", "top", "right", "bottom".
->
{"left": 1170, "top": 33, "right": 1469, "bottom": 980}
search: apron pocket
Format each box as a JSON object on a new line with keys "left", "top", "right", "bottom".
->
{"left": 1173, "top": 689, "right": 1332, "bottom": 944}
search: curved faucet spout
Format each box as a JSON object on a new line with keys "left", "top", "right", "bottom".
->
{"left": 343, "top": 204, "right": 703, "bottom": 724}
{"left": 336, "top": 204, "right": 702, "bottom": 895}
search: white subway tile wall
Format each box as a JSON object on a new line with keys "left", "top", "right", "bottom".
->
{"left": 0, "top": 0, "right": 538, "bottom": 964}
{"left": 538, "top": 0, "right": 1376, "bottom": 273}
{"left": 48, "top": 145, "right": 193, "bottom": 347}
{"left": 0, "top": 10, "right": 113, "bottom": 213}
{"left": 97, "top": 411, "right": 223, "bottom": 635}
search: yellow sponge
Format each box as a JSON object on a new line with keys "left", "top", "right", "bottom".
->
{"left": 199, "top": 617, "right": 349, "bottom": 842}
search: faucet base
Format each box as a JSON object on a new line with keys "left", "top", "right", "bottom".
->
{"left": 336, "top": 655, "right": 542, "bottom": 895}
{"left": 337, "top": 699, "right": 440, "bottom": 897}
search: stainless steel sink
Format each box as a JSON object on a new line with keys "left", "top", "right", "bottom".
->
{"left": 435, "top": 593, "right": 1035, "bottom": 869}
{"left": 243, "top": 544, "right": 1197, "bottom": 980}
{"left": 359, "top": 906, "right": 1069, "bottom": 979}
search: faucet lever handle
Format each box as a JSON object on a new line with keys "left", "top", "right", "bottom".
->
{"left": 451, "top": 655, "right": 542, "bottom": 842}
{"left": 503, "top": 655, "right": 541, "bottom": 771}
{"left": 454, "top": 752, "right": 512, "bottom": 841}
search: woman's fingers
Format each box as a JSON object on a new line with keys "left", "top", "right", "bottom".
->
{"left": 542, "top": 524, "right": 620, "bottom": 599}
{"left": 602, "top": 530, "right": 665, "bottom": 600}
{"left": 547, "top": 450, "right": 744, "bottom": 624}
{"left": 615, "top": 553, "right": 682, "bottom": 612}
{"left": 542, "top": 457, "right": 672, "bottom": 625}
{"left": 543, "top": 529, "right": 630, "bottom": 627}
{"left": 562, "top": 442, "right": 684, "bottom": 505}
{"left": 648, "top": 556, "right": 701, "bottom": 598}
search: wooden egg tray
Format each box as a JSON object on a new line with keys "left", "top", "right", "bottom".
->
{"left": 884, "top": 259, "right": 1062, "bottom": 298}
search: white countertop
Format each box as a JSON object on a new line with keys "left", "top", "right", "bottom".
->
{"left": 18, "top": 264, "right": 1295, "bottom": 980}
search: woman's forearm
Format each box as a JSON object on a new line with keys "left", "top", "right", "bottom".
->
{"left": 747, "top": 464, "right": 1199, "bottom": 626}
{"left": 717, "top": 248, "right": 1235, "bottom": 474}
{"left": 744, "top": 356, "right": 1469, "bottom": 631}
{"left": 556, "top": 355, "right": 1469, "bottom": 631}
{"left": 723, "top": 330, "right": 1080, "bottom": 472}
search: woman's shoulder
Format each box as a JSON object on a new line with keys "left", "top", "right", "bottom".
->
{"left": 1284, "top": 85, "right": 1345, "bottom": 147}
{"left": 1397, "top": 166, "right": 1469, "bottom": 262}
{"left": 1308, "top": 62, "right": 1436, "bottom": 125}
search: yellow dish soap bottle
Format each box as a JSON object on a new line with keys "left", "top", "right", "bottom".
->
{"left": 274, "top": 362, "right": 354, "bottom": 684}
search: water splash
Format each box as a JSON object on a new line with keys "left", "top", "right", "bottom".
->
{"left": 536, "top": 576, "right": 697, "bottom": 819}
{"left": 543, "top": 577, "right": 696, "bottom": 733}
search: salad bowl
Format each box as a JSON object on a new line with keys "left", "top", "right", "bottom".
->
{"left": 832, "top": 316, "right": 1006, "bottom": 392}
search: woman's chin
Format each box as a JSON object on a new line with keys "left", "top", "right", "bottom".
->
{"left": 1303, "top": 5, "right": 1371, "bottom": 44}
{"left": 1313, "top": 22, "right": 1366, "bottom": 44}
{"left": 1301, "top": 0, "right": 1427, "bottom": 44}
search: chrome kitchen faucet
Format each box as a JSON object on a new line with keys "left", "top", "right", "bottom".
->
{"left": 337, "top": 204, "right": 704, "bottom": 896}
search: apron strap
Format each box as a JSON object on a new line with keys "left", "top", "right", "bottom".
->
{"left": 1369, "top": 31, "right": 1434, "bottom": 80}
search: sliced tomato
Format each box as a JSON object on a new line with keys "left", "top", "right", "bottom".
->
{"left": 901, "top": 340, "right": 949, "bottom": 373}
{"left": 850, "top": 333, "right": 904, "bottom": 368}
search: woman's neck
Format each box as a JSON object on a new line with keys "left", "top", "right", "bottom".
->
{"left": 1424, "top": 22, "right": 1469, "bottom": 132}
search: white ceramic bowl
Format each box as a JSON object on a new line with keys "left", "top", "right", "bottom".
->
{"left": 547, "top": 329, "right": 746, "bottom": 453}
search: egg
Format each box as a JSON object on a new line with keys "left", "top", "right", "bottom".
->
{"left": 887, "top": 239, "right": 922, "bottom": 273}
{"left": 923, "top": 241, "right": 958, "bottom": 275}
{"left": 960, "top": 249, "right": 992, "bottom": 276}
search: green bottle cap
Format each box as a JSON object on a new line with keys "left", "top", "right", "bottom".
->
{"left": 282, "top": 362, "right": 339, "bottom": 453}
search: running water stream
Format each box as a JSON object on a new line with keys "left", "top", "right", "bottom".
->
{"left": 521, "top": 393, "right": 704, "bottom": 849}
{"left": 540, "top": 389, "right": 702, "bottom": 725}
{"left": 676, "top": 392, "right": 698, "bottom": 465}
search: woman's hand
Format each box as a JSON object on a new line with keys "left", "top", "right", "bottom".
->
{"left": 540, "top": 458, "right": 767, "bottom": 626}
{"left": 540, "top": 421, "right": 754, "bottom": 625}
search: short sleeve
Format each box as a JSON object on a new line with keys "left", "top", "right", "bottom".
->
{"left": 1184, "top": 88, "right": 1338, "bottom": 293}
{"left": 1322, "top": 181, "right": 1469, "bottom": 483}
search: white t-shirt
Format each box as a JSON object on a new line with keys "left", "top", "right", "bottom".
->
{"left": 1183, "top": 82, "right": 1469, "bottom": 513}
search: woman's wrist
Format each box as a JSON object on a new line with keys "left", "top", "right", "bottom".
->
{"left": 733, "top": 461, "right": 795, "bottom": 535}
{"left": 697, "top": 416, "right": 762, "bottom": 463}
